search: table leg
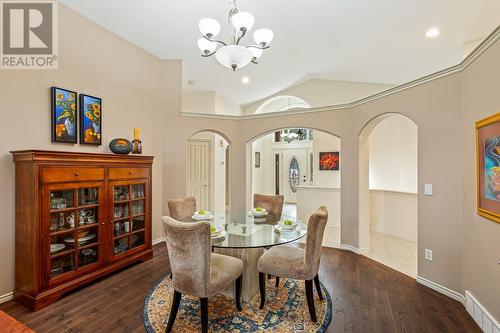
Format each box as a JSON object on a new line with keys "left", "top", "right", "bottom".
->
{"left": 214, "top": 247, "right": 264, "bottom": 302}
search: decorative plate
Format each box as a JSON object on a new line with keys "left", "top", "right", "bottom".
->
{"left": 50, "top": 243, "right": 65, "bottom": 253}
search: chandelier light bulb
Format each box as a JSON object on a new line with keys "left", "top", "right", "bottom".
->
{"left": 215, "top": 45, "right": 253, "bottom": 71}
{"left": 197, "top": 38, "right": 217, "bottom": 54}
{"left": 253, "top": 28, "right": 273, "bottom": 46}
{"left": 199, "top": 18, "right": 221, "bottom": 38}
{"left": 231, "top": 11, "right": 255, "bottom": 32}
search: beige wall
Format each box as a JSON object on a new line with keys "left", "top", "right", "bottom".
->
{"left": 182, "top": 91, "right": 241, "bottom": 115}
{"left": 0, "top": 5, "right": 181, "bottom": 297}
{"left": 462, "top": 38, "right": 500, "bottom": 319}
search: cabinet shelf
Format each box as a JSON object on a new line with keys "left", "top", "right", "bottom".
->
{"left": 49, "top": 207, "right": 76, "bottom": 214}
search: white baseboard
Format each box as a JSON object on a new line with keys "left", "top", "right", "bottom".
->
{"left": 152, "top": 237, "right": 166, "bottom": 245}
{"left": 0, "top": 291, "right": 13, "bottom": 304}
{"left": 416, "top": 275, "right": 465, "bottom": 304}
{"left": 465, "top": 290, "right": 500, "bottom": 333}
{"left": 339, "top": 244, "right": 370, "bottom": 254}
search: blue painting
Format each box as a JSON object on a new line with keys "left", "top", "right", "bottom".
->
{"left": 484, "top": 135, "right": 500, "bottom": 201}
{"left": 51, "top": 87, "right": 77, "bottom": 143}
{"left": 80, "top": 94, "right": 102, "bottom": 145}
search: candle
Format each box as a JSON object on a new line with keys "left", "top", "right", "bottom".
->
{"left": 133, "top": 128, "right": 140, "bottom": 140}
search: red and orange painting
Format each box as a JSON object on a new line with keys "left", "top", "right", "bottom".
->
{"left": 319, "top": 152, "right": 340, "bottom": 171}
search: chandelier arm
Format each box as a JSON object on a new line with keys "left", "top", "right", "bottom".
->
{"left": 246, "top": 44, "right": 270, "bottom": 50}
{"left": 235, "top": 28, "right": 247, "bottom": 45}
{"left": 203, "top": 35, "right": 227, "bottom": 47}
{"left": 201, "top": 52, "right": 216, "bottom": 57}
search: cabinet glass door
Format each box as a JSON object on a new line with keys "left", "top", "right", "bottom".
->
{"left": 112, "top": 182, "right": 147, "bottom": 257}
{"left": 47, "top": 185, "right": 102, "bottom": 281}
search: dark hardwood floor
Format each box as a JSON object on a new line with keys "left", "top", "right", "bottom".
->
{"left": 0, "top": 244, "right": 480, "bottom": 333}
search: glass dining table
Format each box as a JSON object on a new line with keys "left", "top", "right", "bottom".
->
{"left": 178, "top": 210, "right": 307, "bottom": 301}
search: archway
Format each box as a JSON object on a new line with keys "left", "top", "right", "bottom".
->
{"left": 247, "top": 127, "right": 342, "bottom": 248}
{"left": 186, "top": 130, "right": 231, "bottom": 211}
{"left": 359, "top": 113, "right": 418, "bottom": 277}
{"left": 255, "top": 95, "right": 311, "bottom": 114}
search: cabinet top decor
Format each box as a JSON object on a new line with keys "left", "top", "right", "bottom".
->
{"left": 10, "top": 150, "right": 154, "bottom": 164}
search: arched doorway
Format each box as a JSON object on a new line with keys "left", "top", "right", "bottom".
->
{"left": 248, "top": 127, "right": 341, "bottom": 248}
{"left": 186, "top": 130, "right": 231, "bottom": 211}
{"left": 359, "top": 113, "right": 418, "bottom": 277}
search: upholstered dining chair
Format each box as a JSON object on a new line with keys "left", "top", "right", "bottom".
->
{"left": 162, "top": 217, "right": 244, "bottom": 333}
{"left": 257, "top": 206, "right": 328, "bottom": 323}
{"left": 253, "top": 193, "right": 285, "bottom": 220}
{"left": 167, "top": 196, "right": 196, "bottom": 220}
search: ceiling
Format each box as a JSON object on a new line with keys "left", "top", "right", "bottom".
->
{"left": 60, "top": 0, "right": 500, "bottom": 105}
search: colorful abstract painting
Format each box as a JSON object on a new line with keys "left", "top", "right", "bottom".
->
{"left": 484, "top": 135, "right": 500, "bottom": 201}
{"left": 476, "top": 113, "right": 500, "bottom": 223}
{"left": 80, "top": 94, "right": 102, "bottom": 145}
{"left": 51, "top": 87, "right": 77, "bottom": 143}
{"left": 319, "top": 152, "right": 339, "bottom": 171}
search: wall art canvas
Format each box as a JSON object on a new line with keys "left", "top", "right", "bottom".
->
{"left": 476, "top": 113, "right": 500, "bottom": 223}
{"left": 319, "top": 152, "right": 340, "bottom": 171}
{"left": 51, "top": 87, "right": 78, "bottom": 143}
{"left": 80, "top": 94, "right": 102, "bottom": 145}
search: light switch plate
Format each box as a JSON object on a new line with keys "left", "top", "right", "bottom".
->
{"left": 425, "top": 248, "right": 433, "bottom": 261}
{"left": 424, "top": 184, "right": 433, "bottom": 196}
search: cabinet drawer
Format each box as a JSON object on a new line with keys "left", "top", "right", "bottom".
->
{"left": 42, "top": 167, "right": 104, "bottom": 183}
{"left": 109, "top": 167, "right": 149, "bottom": 180}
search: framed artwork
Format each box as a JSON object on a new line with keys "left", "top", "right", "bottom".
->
{"left": 80, "top": 94, "right": 102, "bottom": 145}
{"left": 51, "top": 87, "right": 78, "bottom": 143}
{"left": 476, "top": 113, "right": 500, "bottom": 223}
{"left": 255, "top": 152, "right": 261, "bottom": 168}
{"left": 319, "top": 152, "right": 340, "bottom": 171}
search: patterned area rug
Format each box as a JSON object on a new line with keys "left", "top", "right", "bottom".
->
{"left": 143, "top": 275, "right": 332, "bottom": 332}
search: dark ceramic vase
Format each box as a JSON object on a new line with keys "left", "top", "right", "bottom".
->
{"left": 109, "top": 138, "right": 133, "bottom": 154}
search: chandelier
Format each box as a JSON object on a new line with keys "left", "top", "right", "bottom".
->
{"left": 197, "top": 0, "right": 274, "bottom": 71}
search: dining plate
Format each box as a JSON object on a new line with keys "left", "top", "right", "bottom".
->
{"left": 192, "top": 214, "right": 214, "bottom": 220}
{"left": 211, "top": 226, "right": 223, "bottom": 238}
{"left": 211, "top": 230, "right": 227, "bottom": 241}
{"left": 249, "top": 211, "right": 269, "bottom": 217}
{"left": 278, "top": 219, "right": 298, "bottom": 230}
{"left": 50, "top": 243, "right": 65, "bottom": 253}
{"left": 274, "top": 224, "right": 300, "bottom": 233}
{"left": 64, "top": 233, "right": 96, "bottom": 244}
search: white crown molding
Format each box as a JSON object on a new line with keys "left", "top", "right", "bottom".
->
{"left": 181, "top": 25, "right": 500, "bottom": 121}
{"left": 0, "top": 291, "right": 14, "bottom": 304}
{"left": 416, "top": 275, "right": 465, "bottom": 305}
{"left": 465, "top": 290, "right": 500, "bottom": 333}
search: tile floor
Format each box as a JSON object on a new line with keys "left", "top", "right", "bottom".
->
{"left": 363, "top": 231, "right": 417, "bottom": 278}
{"left": 285, "top": 203, "right": 416, "bottom": 277}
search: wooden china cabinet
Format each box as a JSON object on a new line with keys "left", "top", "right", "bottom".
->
{"left": 11, "top": 150, "right": 154, "bottom": 311}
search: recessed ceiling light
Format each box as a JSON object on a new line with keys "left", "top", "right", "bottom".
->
{"left": 425, "top": 27, "right": 440, "bottom": 38}
{"left": 242, "top": 76, "right": 250, "bottom": 84}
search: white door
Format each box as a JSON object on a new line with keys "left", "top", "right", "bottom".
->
{"left": 282, "top": 149, "right": 308, "bottom": 203}
{"left": 187, "top": 140, "right": 211, "bottom": 210}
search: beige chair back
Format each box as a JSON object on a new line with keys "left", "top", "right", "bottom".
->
{"left": 168, "top": 196, "right": 196, "bottom": 220}
{"left": 304, "top": 206, "right": 328, "bottom": 278}
{"left": 162, "top": 216, "right": 211, "bottom": 297}
{"left": 253, "top": 194, "right": 284, "bottom": 219}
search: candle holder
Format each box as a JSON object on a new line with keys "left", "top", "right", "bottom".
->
{"left": 132, "top": 128, "right": 142, "bottom": 154}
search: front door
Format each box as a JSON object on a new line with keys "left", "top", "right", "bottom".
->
{"left": 282, "top": 149, "right": 308, "bottom": 203}
{"left": 187, "top": 140, "right": 211, "bottom": 210}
